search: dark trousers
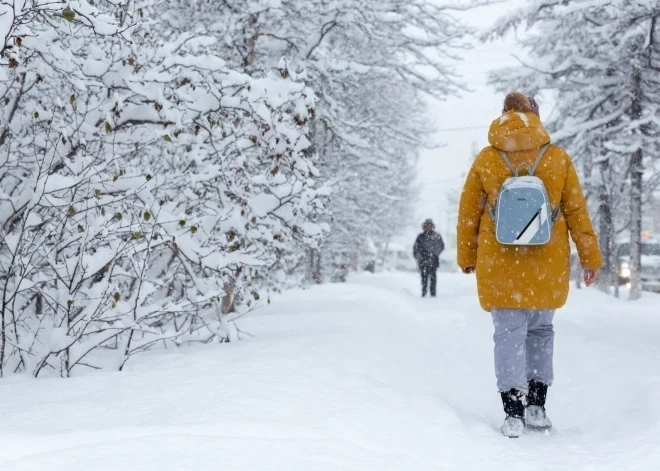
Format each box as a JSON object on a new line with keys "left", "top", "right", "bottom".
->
{"left": 420, "top": 264, "right": 437, "bottom": 297}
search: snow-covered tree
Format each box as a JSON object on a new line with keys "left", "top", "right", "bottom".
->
{"left": 150, "top": 0, "right": 469, "bottom": 280}
{"left": 285, "top": 1, "right": 466, "bottom": 279}
{"left": 489, "top": 0, "right": 660, "bottom": 299}
{"left": 0, "top": 1, "right": 325, "bottom": 376}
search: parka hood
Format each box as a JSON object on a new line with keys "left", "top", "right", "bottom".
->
{"left": 488, "top": 111, "right": 551, "bottom": 152}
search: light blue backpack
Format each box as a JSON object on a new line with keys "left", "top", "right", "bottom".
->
{"left": 489, "top": 144, "right": 561, "bottom": 245}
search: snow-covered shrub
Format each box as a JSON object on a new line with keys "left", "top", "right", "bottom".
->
{"left": 0, "top": 2, "right": 326, "bottom": 377}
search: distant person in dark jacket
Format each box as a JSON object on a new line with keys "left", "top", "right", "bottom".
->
{"left": 413, "top": 219, "right": 445, "bottom": 297}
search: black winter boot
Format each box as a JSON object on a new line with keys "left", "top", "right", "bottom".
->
{"left": 501, "top": 388, "right": 525, "bottom": 418}
{"left": 500, "top": 389, "right": 525, "bottom": 438}
{"left": 526, "top": 380, "right": 552, "bottom": 430}
{"left": 527, "top": 380, "right": 548, "bottom": 407}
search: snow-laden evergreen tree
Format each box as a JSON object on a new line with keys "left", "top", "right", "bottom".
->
{"left": 0, "top": 2, "right": 325, "bottom": 376}
{"left": 489, "top": 0, "right": 660, "bottom": 299}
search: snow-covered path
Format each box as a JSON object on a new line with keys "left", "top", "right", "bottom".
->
{"left": 1, "top": 272, "right": 659, "bottom": 470}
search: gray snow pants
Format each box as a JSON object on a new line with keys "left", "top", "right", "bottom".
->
{"left": 491, "top": 309, "right": 555, "bottom": 393}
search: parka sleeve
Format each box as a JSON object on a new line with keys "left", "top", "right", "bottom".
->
{"left": 457, "top": 160, "right": 487, "bottom": 269}
{"left": 437, "top": 234, "right": 445, "bottom": 254}
{"left": 560, "top": 156, "right": 603, "bottom": 270}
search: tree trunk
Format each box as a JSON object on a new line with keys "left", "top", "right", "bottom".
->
{"left": 629, "top": 65, "right": 644, "bottom": 301}
{"left": 0, "top": 304, "right": 5, "bottom": 378}
{"left": 612, "top": 221, "right": 620, "bottom": 299}
{"left": 63, "top": 300, "right": 72, "bottom": 377}
{"left": 308, "top": 248, "right": 323, "bottom": 284}
{"left": 629, "top": 148, "right": 644, "bottom": 300}
{"left": 597, "top": 179, "right": 613, "bottom": 293}
{"left": 222, "top": 278, "right": 236, "bottom": 314}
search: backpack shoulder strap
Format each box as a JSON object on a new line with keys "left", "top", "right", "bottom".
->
{"left": 491, "top": 148, "right": 516, "bottom": 220}
{"left": 529, "top": 144, "right": 551, "bottom": 177}
{"left": 551, "top": 205, "right": 562, "bottom": 223}
{"left": 497, "top": 150, "right": 517, "bottom": 177}
{"left": 488, "top": 202, "right": 496, "bottom": 221}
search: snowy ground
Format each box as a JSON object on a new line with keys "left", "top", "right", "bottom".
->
{"left": 1, "top": 272, "right": 659, "bottom": 470}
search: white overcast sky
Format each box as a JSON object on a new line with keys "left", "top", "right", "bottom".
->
{"left": 408, "top": 0, "right": 529, "bottom": 244}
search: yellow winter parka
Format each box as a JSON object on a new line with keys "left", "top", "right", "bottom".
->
{"left": 457, "top": 111, "right": 602, "bottom": 311}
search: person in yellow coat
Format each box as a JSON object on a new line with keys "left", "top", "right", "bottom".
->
{"left": 457, "top": 92, "right": 602, "bottom": 438}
